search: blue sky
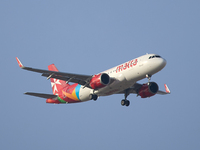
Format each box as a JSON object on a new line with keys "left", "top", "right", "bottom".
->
{"left": 1, "top": 1, "right": 200, "bottom": 150}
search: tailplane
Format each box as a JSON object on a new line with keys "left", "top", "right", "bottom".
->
{"left": 48, "top": 64, "right": 69, "bottom": 95}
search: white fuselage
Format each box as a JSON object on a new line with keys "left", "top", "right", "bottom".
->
{"left": 79, "top": 54, "right": 166, "bottom": 101}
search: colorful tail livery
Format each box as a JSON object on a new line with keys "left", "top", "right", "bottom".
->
{"left": 16, "top": 54, "right": 170, "bottom": 107}
{"left": 48, "top": 64, "right": 69, "bottom": 95}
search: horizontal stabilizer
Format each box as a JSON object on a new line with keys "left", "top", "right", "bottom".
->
{"left": 24, "top": 92, "right": 57, "bottom": 99}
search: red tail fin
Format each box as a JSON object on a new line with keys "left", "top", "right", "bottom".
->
{"left": 48, "top": 64, "right": 69, "bottom": 95}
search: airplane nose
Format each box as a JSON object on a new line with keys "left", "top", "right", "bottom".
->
{"left": 161, "top": 58, "right": 167, "bottom": 68}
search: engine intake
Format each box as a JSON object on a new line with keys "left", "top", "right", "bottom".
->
{"left": 90, "top": 73, "right": 110, "bottom": 89}
{"left": 138, "top": 82, "right": 159, "bottom": 98}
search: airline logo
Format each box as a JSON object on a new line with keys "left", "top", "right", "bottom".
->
{"left": 51, "top": 79, "right": 62, "bottom": 95}
{"left": 116, "top": 59, "right": 137, "bottom": 73}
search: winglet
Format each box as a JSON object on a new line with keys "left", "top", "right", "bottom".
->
{"left": 16, "top": 57, "right": 24, "bottom": 68}
{"left": 164, "top": 84, "right": 170, "bottom": 94}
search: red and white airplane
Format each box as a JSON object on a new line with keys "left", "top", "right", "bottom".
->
{"left": 16, "top": 54, "right": 170, "bottom": 106}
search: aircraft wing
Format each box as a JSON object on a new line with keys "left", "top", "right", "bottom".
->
{"left": 16, "top": 57, "right": 92, "bottom": 87}
{"left": 24, "top": 92, "right": 58, "bottom": 99}
{"left": 118, "top": 83, "right": 170, "bottom": 95}
{"left": 157, "top": 84, "right": 171, "bottom": 95}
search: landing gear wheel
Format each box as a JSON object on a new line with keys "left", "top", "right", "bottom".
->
{"left": 121, "top": 100, "right": 130, "bottom": 106}
{"left": 89, "top": 94, "right": 98, "bottom": 101}
{"left": 125, "top": 100, "right": 130, "bottom": 106}
{"left": 93, "top": 94, "right": 98, "bottom": 101}
{"left": 121, "top": 100, "right": 126, "bottom": 106}
{"left": 89, "top": 94, "right": 93, "bottom": 100}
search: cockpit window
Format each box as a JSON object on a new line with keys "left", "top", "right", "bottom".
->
{"left": 149, "top": 55, "right": 161, "bottom": 59}
{"left": 155, "top": 55, "right": 161, "bottom": 58}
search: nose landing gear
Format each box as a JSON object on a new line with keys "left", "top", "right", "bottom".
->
{"left": 146, "top": 74, "right": 152, "bottom": 84}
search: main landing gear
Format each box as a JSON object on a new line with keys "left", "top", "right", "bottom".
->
{"left": 89, "top": 94, "right": 98, "bottom": 101}
{"left": 121, "top": 99, "right": 130, "bottom": 106}
{"left": 120, "top": 74, "right": 152, "bottom": 107}
{"left": 121, "top": 89, "right": 130, "bottom": 107}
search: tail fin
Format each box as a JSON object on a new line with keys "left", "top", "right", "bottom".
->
{"left": 48, "top": 64, "right": 69, "bottom": 95}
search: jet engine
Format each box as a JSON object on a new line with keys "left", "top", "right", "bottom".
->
{"left": 138, "top": 82, "right": 158, "bottom": 98}
{"left": 90, "top": 73, "right": 110, "bottom": 90}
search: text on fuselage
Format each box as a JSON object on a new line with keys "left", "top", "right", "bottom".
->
{"left": 116, "top": 59, "right": 138, "bottom": 73}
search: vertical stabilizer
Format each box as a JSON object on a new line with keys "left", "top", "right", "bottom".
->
{"left": 48, "top": 64, "right": 69, "bottom": 95}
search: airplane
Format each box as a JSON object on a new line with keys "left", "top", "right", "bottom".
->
{"left": 16, "top": 54, "right": 170, "bottom": 107}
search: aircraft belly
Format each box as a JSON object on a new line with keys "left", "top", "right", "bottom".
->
{"left": 95, "top": 78, "right": 133, "bottom": 96}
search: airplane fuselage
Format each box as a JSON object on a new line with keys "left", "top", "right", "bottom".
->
{"left": 78, "top": 54, "right": 166, "bottom": 102}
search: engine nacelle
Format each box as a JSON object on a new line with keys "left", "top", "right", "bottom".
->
{"left": 90, "top": 73, "right": 110, "bottom": 90}
{"left": 138, "top": 82, "right": 159, "bottom": 98}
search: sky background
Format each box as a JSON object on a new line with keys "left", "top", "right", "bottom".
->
{"left": 1, "top": 0, "right": 200, "bottom": 150}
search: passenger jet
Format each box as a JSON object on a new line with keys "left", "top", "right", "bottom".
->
{"left": 16, "top": 54, "right": 170, "bottom": 107}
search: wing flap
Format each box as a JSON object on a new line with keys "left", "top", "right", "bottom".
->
{"left": 41, "top": 73, "right": 91, "bottom": 86}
